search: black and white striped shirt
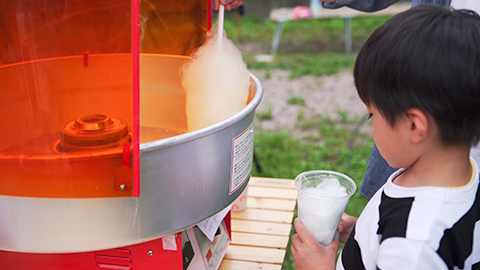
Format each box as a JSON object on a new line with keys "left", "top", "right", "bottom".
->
{"left": 338, "top": 159, "right": 480, "bottom": 270}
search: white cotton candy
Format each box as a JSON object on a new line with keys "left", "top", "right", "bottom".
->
{"left": 310, "top": 177, "right": 348, "bottom": 197}
{"left": 297, "top": 177, "right": 350, "bottom": 245}
{"left": 180, "top": 29, "right": 251, "bottom": 132}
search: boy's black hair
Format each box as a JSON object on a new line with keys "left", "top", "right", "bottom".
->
{"left": 354, "top": 4, "right": 480, "bottom": 146}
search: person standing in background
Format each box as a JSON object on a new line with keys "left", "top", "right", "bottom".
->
{"left": 291, "top": 5, "right": 480, "bottom": 269}
{"left": 213, "top": 0, "right": 480, "bottom": 200}
{"left": 322, "top": 0, "right": 479, "bottom": 13}
{"left": 321, "top": 0, "right": 480, "bottom": 200}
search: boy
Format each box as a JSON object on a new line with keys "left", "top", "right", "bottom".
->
{"left": 291, "top": 5, "right": 480, "bottom": 270}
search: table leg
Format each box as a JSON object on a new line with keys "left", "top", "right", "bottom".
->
{"left": 271, "top": 20, "right": 285, "bottom": 55}
{"left": 343, "top": 16, "right": 354, "bottom": 55}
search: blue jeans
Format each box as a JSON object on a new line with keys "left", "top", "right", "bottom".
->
{"left": 360, "top": 144, "right": 397, "bottom": 200}
{"left": 322, "top": 0, "right": 450, "bottom": 12}
{"left": 361, "top": 143, "right": 480, "bottom": 200}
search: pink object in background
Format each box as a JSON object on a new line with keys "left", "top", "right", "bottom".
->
{"left": 291, "top": 6, "right": 312, "bottom": 19}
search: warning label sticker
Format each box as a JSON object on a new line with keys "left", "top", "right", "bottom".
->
{"left": 230, "top": 122, "right": 254, "bottom": 195}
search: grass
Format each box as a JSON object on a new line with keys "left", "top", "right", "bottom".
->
{"left": 252, "top": 112, "right": 372, "bottom": 215}
{"left": 221, "top": 13, "right": 393, "bottom": 78}
{"left": 253, "top": 112, "right": 372, "bottom": 270}
{"left": 221, "top": 13, "right": 391, "bottom": 270}
{"left": 256, "top": 106, "right": 274, "bottom": 120}
{"left": 223, "top": 15, "right": 391, "bottom": 46}
{"left": 288, "top": 96, "right": 306, "bottom": 105}
{"left": 244, "top": 52, "right": 356, "bottom": 78}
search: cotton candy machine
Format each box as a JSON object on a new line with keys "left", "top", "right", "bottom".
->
{"left": 0, "top": 0, "right": 262, "bottom": 269}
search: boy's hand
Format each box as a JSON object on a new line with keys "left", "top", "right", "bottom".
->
{"left": 291, "top": 218, "right": 339, "bottom": 270}
{"left": 212, "top": 0, "right": 243, "bottom": 11}
{"left": 337, "top": 213, "right": 357, "bottom": 243}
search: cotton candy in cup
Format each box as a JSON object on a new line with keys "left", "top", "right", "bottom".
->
{"left": 295, "top": 170, "right": 356, "bottom": 246}
{"left": 180, "top": 28, "right": 251, "bottom": 132}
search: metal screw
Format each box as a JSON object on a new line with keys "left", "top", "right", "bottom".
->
{"left": 148, "top": 250, "right": 154, "bottom": 256}
{"left": 119, "top": 184, "right": 126, "bottom": 191}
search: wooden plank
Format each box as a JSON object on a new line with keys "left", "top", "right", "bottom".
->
{"left": 219, "top": 259, "right": 281, "bottom": 270}
{"left": 231, "top": 232, "right": 289, "bottom": 248}
{"left": 320, "top": 3, "right": 409, "bottom": 18}
{"left": 247, "top": 197, "right": 297, "bottom": 212}
{"left": 231, "top": 208, "right": 294, "bottom": 224}
{"left": 223, "top": 178, "right": 298, "bottom": 269}
{"left": 224, "top": 245, "right": 286, "bottom": 264}
{"left": 248, "top": 186, "right": 297, "bottom": 200}
{"left": 270, "top": 3, "right": 410, "bottom": 20}
{"left": 231, "top": 219, "right": 292, "bottom": 236}
{"left": 249, "top": 177, "right": 296, "bottom": 189}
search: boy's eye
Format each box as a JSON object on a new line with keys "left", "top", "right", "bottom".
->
{"left": 367, "top": 113, "right": 373, "bottom": 120}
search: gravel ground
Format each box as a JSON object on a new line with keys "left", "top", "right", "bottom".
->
{"left": 251, "top": 68, "right": 371, "bottom": 137}
{"left": 250, "top": 68, "right": 480, "bottom": 163}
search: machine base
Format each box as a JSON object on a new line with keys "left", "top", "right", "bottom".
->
{"left": 0, "top": 236, "right": 182, "bottom": 270}
{"left": 0, "top": 214, "right": 231, "bottom": 270}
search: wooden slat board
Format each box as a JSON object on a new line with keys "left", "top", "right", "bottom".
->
{"left": 220, "top": 259, "right": 281, "bottom": 270}
{"left": 249, "top": 177, "right": 296, "bottom": 189}
{"left": 232, "top": 219, "right": 292, "bottom": 236}
{"left": 231, "top": 208, "right": 293, "bottom": 224}
{"left": 219, "top": 177, "right": 297, "bottom": 270}
{"left": 224, "top": 245, "right": 286, "bottom": 264}
{"left": 231, "top": 232, "right": 289, "bottom": 248}
{"left": 247, "top": 197, "right": 296, "bottom": 212}
{"left": 248, "top": 186, "right": 297, "bottom": 200}
{"left": 270, "top": 3, "right": 410, "bottom": 20}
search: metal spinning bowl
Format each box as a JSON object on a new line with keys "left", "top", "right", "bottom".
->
{"left": 0, "top": 54, "right": 263, "bottom": 253}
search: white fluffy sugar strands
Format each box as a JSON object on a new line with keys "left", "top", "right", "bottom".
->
{"left": 180, "top": 29, "right": 251, "bottom": 132}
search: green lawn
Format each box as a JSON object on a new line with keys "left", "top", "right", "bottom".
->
{"left": 221, "top": 13, "right": 392, "bottom": 269}
{"left": 252, "top": 112, "right": 372, "bottom": 269}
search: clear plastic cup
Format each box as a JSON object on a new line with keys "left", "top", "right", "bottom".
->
{"left": 295, "top": 170, "right": 356, "bottom": 246}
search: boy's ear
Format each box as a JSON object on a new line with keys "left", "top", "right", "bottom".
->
{"left": 406, "top": 108, "right": 428, "bottom": 144}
